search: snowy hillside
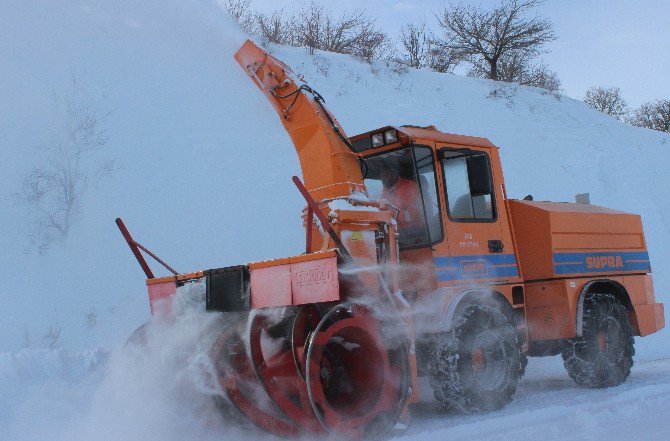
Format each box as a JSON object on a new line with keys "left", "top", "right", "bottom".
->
{"left": 1, "top": 0, "right": 669, "bottom": 440}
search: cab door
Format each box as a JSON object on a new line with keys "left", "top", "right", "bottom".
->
{"left": 434, "top": 147, "right": 519, "bottom": 285}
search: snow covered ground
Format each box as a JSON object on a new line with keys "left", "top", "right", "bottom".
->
{"left": 407, "top": 356, "right": 670, "bottom": 440}
{"left": 2, "top": 0, "right": 669, "bottom": 439}
{"left": 4, "top": 344, "right": 670, "bottom": 441}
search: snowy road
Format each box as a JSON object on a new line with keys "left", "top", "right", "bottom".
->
{"left": 405, "top": 356, "right": 670, "bottom": 440}
{"left": 3, "top": 345, "right": 670, "bottom": 441}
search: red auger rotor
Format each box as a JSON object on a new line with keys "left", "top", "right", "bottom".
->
{"left": 210, "top": 303, "right": 410, "bottom": 440}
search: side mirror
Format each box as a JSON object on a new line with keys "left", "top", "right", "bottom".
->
{"left": 467, "top": 155, "right": 493, "bottom": 196}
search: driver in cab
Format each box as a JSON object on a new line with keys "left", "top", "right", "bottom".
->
{"left": 380, "top": 161, "right": 424, "bottom": 232}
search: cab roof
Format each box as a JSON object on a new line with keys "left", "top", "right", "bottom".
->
{"left": 350, "top": 125, "right": 498, "bottom": 150}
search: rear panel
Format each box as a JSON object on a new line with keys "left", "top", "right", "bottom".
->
{"left": 509, "top": 200, "right": 649, "bottom": 280}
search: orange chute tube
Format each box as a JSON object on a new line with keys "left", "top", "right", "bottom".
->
{"left": 234, "top": 40, "right": 365, "bottom": 202}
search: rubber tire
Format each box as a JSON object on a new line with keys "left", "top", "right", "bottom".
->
{"left": 561, "top": 293, "right": 634, "bottom": 388}
{"left": 428, "top": 305, "right": 521, "bottom": 414}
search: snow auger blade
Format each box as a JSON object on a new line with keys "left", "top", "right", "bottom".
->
{"left": 305, "top": 304, "right": 410, "bottom": 440}
{"left": 210, "top": 316, "right": 300, "bottom": 438}
{"left": 248, "top": 309, "right": 326, "bottom": 435}
{"left": 210, "top": 304, "right": 410, "bottom": 440}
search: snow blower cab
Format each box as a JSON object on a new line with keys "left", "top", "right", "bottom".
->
{"left": 117, "top": 39, "right": 664, "bottom": 440}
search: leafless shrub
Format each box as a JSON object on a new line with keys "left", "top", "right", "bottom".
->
{"left": 296, "top": 2, "right": 388, "bottom": 62}
{"left": 384, "top": 56, "right": 411, "bottom": 76}
{"left": 628, "top": 99, "right": 670, "bottom": 133}
{"left": 527, "top": 64, "right": 561, "bottom": 93}
{"left": 469, "top": 51, "right": 561, "bottom": 91}
{"left": 437, "top": 0, "right": 555, "bottom": 81}
{"left": 583, "top": 86, "right": 628, "bottom": 120}
{"left": 426, "top": 38, "right": 464, "bottom": 73}
{"left": 227, "top": 1, "right": 390, "bottom": 64}
{"left": 255, "top": 9, "right": 298, "bottom": 45}
{"left": 353, "top": 21, "right": 390, "bottom": 64}
{"left": 399, "top": 22, "right": 463, "bottom": 73}
{"left": 44, "top": 316, "right": 62, "bottom": 350}
{"left": 399, "top": 22, "right": 428, "bottom": 69}
{"left": 15, "top": 77, "right": 117, "bottom": 252}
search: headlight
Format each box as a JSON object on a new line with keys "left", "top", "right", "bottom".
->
{"left": 371, "top": 133, "right": 384, "bottom": 147}
{"left": 384, "top": 129, "right": 397, "bottom": 144}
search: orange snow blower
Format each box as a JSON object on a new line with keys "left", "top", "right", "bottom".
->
{"left": 117, "top": 40, "right": 664, "bottom": 439}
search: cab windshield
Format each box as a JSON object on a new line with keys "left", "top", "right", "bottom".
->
{"left": 363, "top": 146, "right": 442, "bottom": 248}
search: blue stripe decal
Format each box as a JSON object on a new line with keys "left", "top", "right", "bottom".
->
{"left": 434, "top": 254, "right": 519, "bottom": 282}
{"left": 553, "top": 251, "right": 651, "bottom": 275}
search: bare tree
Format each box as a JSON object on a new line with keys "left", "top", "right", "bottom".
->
{"left": 400, "top": 22, "right": 429, "bottom": 69}
{"left": 628, "top": 99, "right": 670, "bottom": 133}
{"left": 320, "top": 10, "right": 365, "bottom": 54}
{"left": 399, "top": 22, "right": 463, "bottom": 73}
{"left": 298, "top": 2, "right": 323, "bottom": 55}
{"left": 295, "top": 2, "right": 388, "bottom": 62}
{"left": 469, "top": 51, "right": 560, "bottom": 91}
{"left": 437, "top": 0, "right": 555, "bottom": 81}
{"left": 353, "top": 21, "right": 389, "bottom": 63}
{"left": 225, "top": 1, "right": 389, "bottom": 64}
{"left": 15, "top": 78, "right": 117, "bottom": 251}
{"left": 582, "top": 86, "right": 628, "bottom": 120}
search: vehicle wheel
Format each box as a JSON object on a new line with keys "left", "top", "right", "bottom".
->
{"left": 428, "top": 305, "right": 521, "bottom": 414}
{"left": 561, "top": 293, "right": 634, "bottom": 388}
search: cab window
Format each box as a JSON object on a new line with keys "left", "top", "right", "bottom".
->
{"left": 363, "top": 146, "right": 443, "bottom": 248}
{"left": 441, "top": 150, "right": 496, "bottom": 221}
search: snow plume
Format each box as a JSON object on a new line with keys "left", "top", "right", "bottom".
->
{"left": 56, "top": 315, "right": 230, "bottom": 441}
{"left": 1, "top": 284, "right": 268, "bottom": 441}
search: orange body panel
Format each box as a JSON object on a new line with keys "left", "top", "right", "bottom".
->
{"left": 635, "top": 303, "right": 665, "bottom": 336}
{"left": 509, "top": 200, "right": 649, "bottom": 280}
{"left": 525, "top": 280, "right": 575, "bottom": 340}
{"left": 249, "top": 250, "right": 340, "bottom": 308}
{"left": 524, "top": 274, "right": 664, "bottom": 340}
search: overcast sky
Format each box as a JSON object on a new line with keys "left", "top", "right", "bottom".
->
{"left": 248, "top": 0, "right": 669, "bottom": 107}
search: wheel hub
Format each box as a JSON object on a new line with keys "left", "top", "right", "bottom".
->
{"left": 598, "top": 316, "right": 622, "bottom": 357}
{"left": 470, "top": 330, "right": 508, "bottom": 391}
{"left": 597, "top": 332, "right": 607, "bottom": 352}
{"left": 472, "top": 348, "right": 485, "bottom": 372}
